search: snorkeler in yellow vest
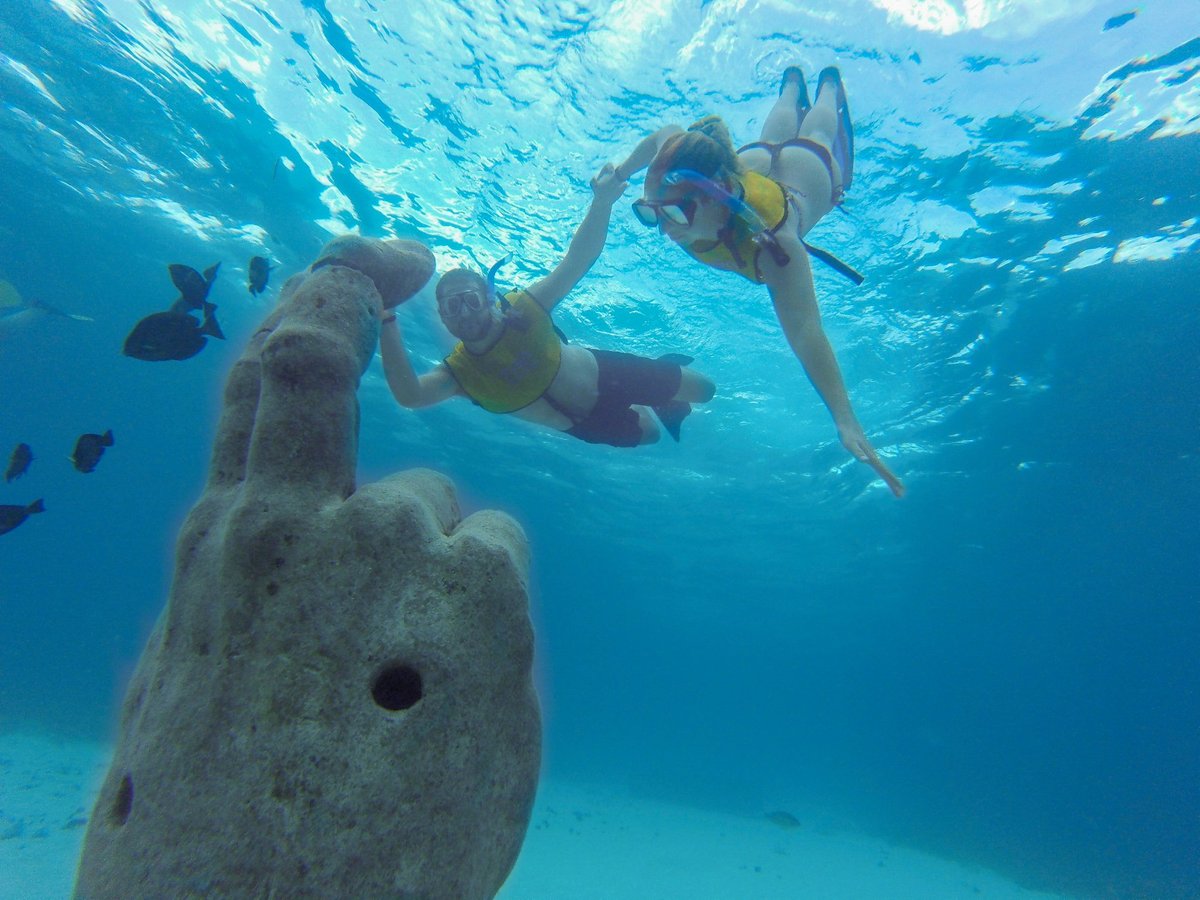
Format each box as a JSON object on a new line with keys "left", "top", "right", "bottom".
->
{"left": 612, "top": 66, "right": 905, "bottom": 497}
{"left": 379, "top": 163, "right": 715, "bottom": 447}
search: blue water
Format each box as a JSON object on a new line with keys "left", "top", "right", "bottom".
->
{"left": 2, "top": 0, "right": 1198, "bottom": 897}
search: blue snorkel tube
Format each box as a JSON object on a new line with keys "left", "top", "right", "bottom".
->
{"left": 663, "top": 169, "right": 792, "bottom": 268}
{"left": 663, "top": 168, "right": 864, "bottom": 285}
{"left": 484, "top": 251, "right": 514, "bottom": 306}
{"left": 484, "top": 251, "right": 571, "bottom": 343}
{"left": 664, "top": 169, "right": 763, "bottom": 226}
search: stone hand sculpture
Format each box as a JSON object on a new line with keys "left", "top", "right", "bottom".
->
{"left": 75, "top": 238, "right": 541, "bottom": 899}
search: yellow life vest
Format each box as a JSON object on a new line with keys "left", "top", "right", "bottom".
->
{"left": 680, "top": 171, "right": 788, "bottom": 284}
{"left": 444, "top": 289, "right": 562, "bottom": 414}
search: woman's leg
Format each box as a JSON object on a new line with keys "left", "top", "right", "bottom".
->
{"left": 797, "top": 78, "right": 838, "bottom": 148}
{"left": 758, "top": 66, "right": 808, "bottom": 144}
{"left": 799, "top": 67, "right": 852, "bottom": 196}
{"left": 772, "top": 73, "right": 846, "bottom": 236}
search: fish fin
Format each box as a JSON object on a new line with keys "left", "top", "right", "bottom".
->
{"left": 0, "top": 280, "right": 24, "bottom": 309}
{"left": 170, "top": 297, "right": 192, "bottom": 314}
{"left": 29, "top": 297, "right": 95, "bottom": 319}
{"left": 168, "top": 263, "right": 200, "bottom": 292}
{"left": 28, "top": 498, "right": 45, "bottom": 514}
{"left": 204, "top": 262, "right": 221, "bottom": 284}
{"left": 201, "top": 308, "right": 225, "bottom": 340}
{"left": 101, "top": 430, "right": 114, "bottom": 446}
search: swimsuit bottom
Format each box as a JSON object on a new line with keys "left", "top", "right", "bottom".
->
{"left": 738, "top": 138, "right": 843, "bottom": 206}
{"left": 563, "top": 349, "right": 684, "bottom": 447}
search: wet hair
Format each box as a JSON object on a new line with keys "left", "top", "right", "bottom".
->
{"left": 435, "top": 268, "right": 487, "bottom": 300}
{"left": 647, "top": 116, "right": 744, "bottom": 195}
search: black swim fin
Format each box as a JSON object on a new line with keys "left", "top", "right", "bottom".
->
{"left": 651, "top": 400, "right": 692, "bottom": 442}
{"left": 657, "top": 352, "right": 693, "bottom": 367}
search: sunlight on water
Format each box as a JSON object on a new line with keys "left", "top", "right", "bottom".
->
{"left": 1, "top": 1, "right": 1198, "bottom": 897}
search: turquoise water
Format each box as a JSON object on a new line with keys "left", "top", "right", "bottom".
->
{"left": 1, "top": 1, "right": 1198, "bottom": 897}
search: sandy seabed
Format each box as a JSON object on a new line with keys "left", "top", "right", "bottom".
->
{"left": 0, "top": 731, "right": 1066, "bottom": 899}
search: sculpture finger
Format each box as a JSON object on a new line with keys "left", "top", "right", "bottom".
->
{"left": 244, "top": 265, "right": 380, "bottom": 501}
{"left": 205, "top": 273, "right": 305, "bottom": 492}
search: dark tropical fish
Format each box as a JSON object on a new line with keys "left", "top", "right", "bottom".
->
{"left": 5, "top": 443, "right": 32, "bottom": 482}
{"left": 1103, "top": 11, "right": 1136, "bottom": 30}
{"left": 168, "top": 262, "right": 221, "bottom": 309}
{"left": 765, "top": 810, "right": 802, "bottom": 830}
{"left": 71, "top": 430, "right": 114, "bottom": 473}
{"left": 248, "top": 256, "right": 273, "bottom": 295}
{"left": 0, "top": 499, "right": 44, "bottom": 536}
{"left": 123, "top": 305, "right": 225, "bottom": 361}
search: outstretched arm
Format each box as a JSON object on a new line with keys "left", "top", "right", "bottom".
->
{"left": 526, "top": 163, "right": 629, "bottom": 311}
{"left": 379, "top": 313, "right": 460, "bottom": 409}
{"left": 613, "top": 124, "right": 683, "bottom": 181}
{"left": 764, "top": 234, "right": 905, "bottom": 498}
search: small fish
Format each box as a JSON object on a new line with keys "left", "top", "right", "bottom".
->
{"left": 1103, "top": 11, "right": 1136, "bottom": 31}
{"left": 5, "top": 443, "right": 32, "bottom": 482}
{"left": 766, "top": 810, "right": 802, "bottom": 830}
{"left": 247, "top": 256, "right": 273, "bottom": 295}
{"left": 0, "top": 278, "right": 95, "bottom": 330}
{"left": 168, "top": 262, "right": 221, "bottom": 310}
{"left": 0, "top": 499, "right": 45, "bottom": 536}
{"left": 71, "top": 430, "right": 114, "bottom": 474}
{"left": 123, "top": 305, "right": 225, "bottom": 361}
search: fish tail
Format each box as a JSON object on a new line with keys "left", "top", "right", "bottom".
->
{"left": 201, "top": 307, "right": 226, "bottom": 340}
{"left": 0, "top": 280, "right": 25, "bottom": 309}
{"left": 28, "top": 498, "right": 45, "bottom": 514}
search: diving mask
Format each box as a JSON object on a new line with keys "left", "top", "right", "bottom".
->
{"left": 438, "top": 289, "right": 487, "bottom": 318}
{"left": 662, "top": 168, "right": 792, "bottom": 268}
{"left": 632, "top": 196, "right": 698, "bottom": 229}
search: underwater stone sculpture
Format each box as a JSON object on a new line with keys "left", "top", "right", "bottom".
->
{"left": 74, "top": 237, "right": 542, "bottom": 899}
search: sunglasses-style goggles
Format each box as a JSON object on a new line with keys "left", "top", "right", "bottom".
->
{"left": 437, "top": 289, "right": 488, "bottom": 317}
{"left": 631, "top": 195, "right": 698, "bottom": 228}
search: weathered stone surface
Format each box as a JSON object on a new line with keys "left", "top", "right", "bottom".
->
{"left": 74, "top": 252, "right": 540, "bottom": 899}
{"left": 315, "top": 234, "right": 436, "bottom": 308}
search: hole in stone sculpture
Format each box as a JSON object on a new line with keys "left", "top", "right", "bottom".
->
{"left": 371, "top": 662, "right": 422, "bottom": 711}
{"left": 111, "top": 774, "right": 133, "bottom": 826}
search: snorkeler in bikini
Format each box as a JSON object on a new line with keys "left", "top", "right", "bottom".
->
{"left": 613, "top": 66, "right": 905, "bottom": 497}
